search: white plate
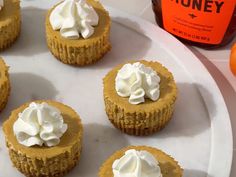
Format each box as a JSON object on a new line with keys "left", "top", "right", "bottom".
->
{"left": 0, "top": 1, "right": 233, "bottom": 177}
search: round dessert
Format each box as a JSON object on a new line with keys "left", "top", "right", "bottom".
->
{"left": 3, "top": 100, "right": 83, "bottom": 177}
{"left": 0, "top": 0, "right": 21, "bottom": 50}
{"left": 103, "top": 60, "right": 177, "bottom": 135}
{"left": 0, "top": 57, "right": 10, "bottom": 112}
{"left": 45, "top": 0, "right": 111, "bottom": 66}
{"left": 99, "top": 146, "right": 183, "bottom": 177}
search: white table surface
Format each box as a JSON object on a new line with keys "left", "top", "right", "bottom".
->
{"left": 99, "top": 0, "right": 236, "bottom": 176}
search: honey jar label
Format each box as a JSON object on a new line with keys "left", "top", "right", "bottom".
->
{"left": 162, "top": 0, "right": 236, "bottom": 44}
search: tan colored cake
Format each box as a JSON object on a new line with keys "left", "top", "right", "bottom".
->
{"left": 3, "top": 100, "right": 83, "bottom": 177}
{"left": 103, "top": 60, "right": 177, "bottom": 135}
{"left": 0, "top": 0, "right": 21, "bottom": 50}
{"left": 45, "top": 0, "right": 111, "bottom": 66}
{"left": 0, "top": 57, "right": 10, "bottom": 112}
{"left": 99, "top": 146, "right": 183, "bottom": 177}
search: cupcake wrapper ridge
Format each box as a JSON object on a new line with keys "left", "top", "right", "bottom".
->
{"left": 0, "top": 59, "right": 10, "bottom": 112}
{"left": 6, "top": 139, "right": 82, "bottom": 177}
{"left": 104, "top": 94, "right": 176, "bottom": 136}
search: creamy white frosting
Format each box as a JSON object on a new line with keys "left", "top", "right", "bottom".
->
{"left": 0, "top": 0, "right": 4, "bottom": 10}
{"left": 13, "top": 102, "right": 68, "bottom": 147}
{"left": 49, "top": 0, "right": 99, "bottom": 39}
{"left": 115, "top": 62, "right": 161, "bottom": 104}
{"left": 112, "top": 149, "right": 163, "bottom": 177}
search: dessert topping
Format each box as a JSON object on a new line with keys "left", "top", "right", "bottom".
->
{"left": 13, "top": 102, "right": 68, "bottom": 147}
{"left": 115, "top": 62, "right": 161, "bottom": 104}
{"left": 50, "top": 0, "right": 99, "bottom": 39}
{"left": 112, "top": 149, "right": 163, "bottom": 177}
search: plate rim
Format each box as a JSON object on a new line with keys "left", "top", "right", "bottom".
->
{"left": 107, "top": 6, "right": 233, "bottom": 177}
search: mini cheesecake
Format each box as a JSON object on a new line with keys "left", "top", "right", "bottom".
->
{"left": 45, "top": 0, "right": 111, "bottom": 66}
{"left": 3, "top": 100, "right": 83, "bottom": 177}
{"left": 103, "top": 60, "right": 177, "bottom": 135}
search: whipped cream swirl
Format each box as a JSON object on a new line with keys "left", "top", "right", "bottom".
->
{"left": 112, "top": 149, "right": 163, "bottom": 177}
{"left": 49, "top": 0, "right": 99, "bottom": 39}
{"left": 115, "top": 62, "right": 161, "bottom": 104}
{"left": 13, "top": 102, "right": 68, "bottom": 147}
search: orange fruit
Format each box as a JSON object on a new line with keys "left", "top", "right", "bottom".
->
{"left": 230, "top": 43, "right": 236, "bottom": 76}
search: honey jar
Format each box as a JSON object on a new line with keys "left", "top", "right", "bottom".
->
{"left": 152, "top": 0, "right": 236, "bottom": 49}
